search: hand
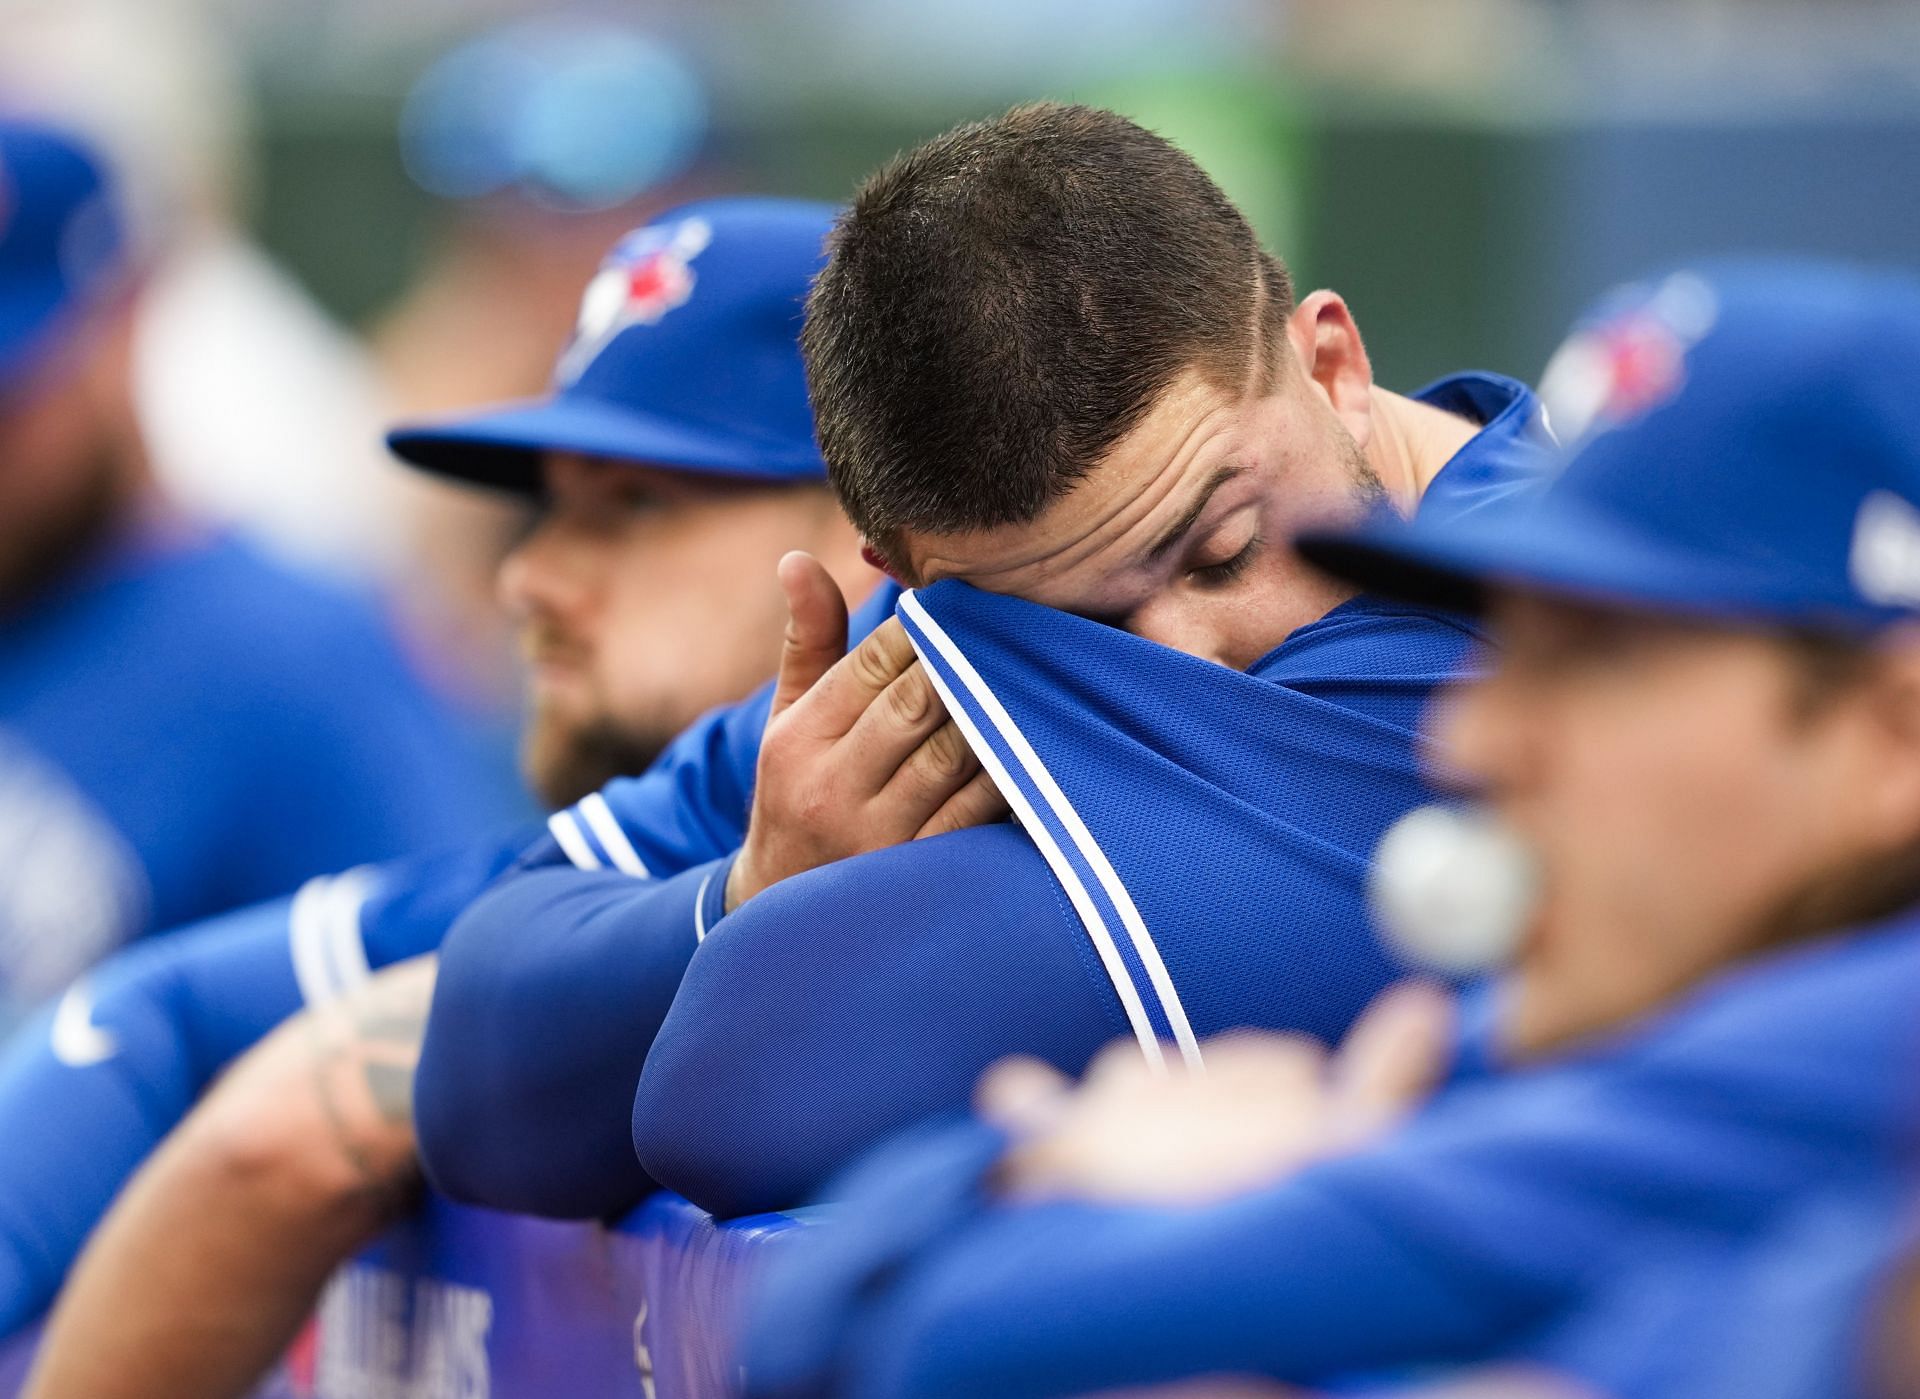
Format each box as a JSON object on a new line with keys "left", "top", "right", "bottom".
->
{"left": 978, "top": 981, "right": 1455, "bottom": 1206}
{"left": 725, "top": 553, "right": 1008, "bottom": 911}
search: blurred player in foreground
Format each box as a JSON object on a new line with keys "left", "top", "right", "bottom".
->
{"left": 412, "top": 100, "right": 1545, "bottom": 1221}
{"left": 5, "top": 198, "right": 873, "bottom": 1399}
{"left": 0, "top": 119, "right": 504, "bottom": 1030}
{"left": 744, "top": 261, "right": 1920, "bottom": 1399}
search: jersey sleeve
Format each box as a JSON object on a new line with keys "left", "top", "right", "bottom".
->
{"left": 0, "top": 897, "right": 303, "bottom": 1335}
{"left": 745, "top": 928, "right": 1920, "bottom": 1399}
{"left": 0, "top": 824, "right": 534, "bottom": 1336}
{"left": 632, "top": 824, "right": 1128, "bottom": 1219}
{"left": 412, "top": 856, "right": 732, "bottom": 1219}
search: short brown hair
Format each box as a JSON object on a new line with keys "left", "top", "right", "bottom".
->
{"left": 803, "top": 101, "right": 1294, "bottom": 565}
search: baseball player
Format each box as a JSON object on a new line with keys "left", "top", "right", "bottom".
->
{"left": 1, "top": 197, "right": 873, "bottom": 1382}
{"left": 409, "top": 101, "right": 1549, "bottom": 1221}
{"left": 741, "top": 261, "right": 1920, "bottom": 1399}
{"left": 0, "top": 118, "right": 508, "bottom": 1031}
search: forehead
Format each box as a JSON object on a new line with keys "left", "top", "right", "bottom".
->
{"left": 903, "top": 369, "right": 1259, "bottom": 591}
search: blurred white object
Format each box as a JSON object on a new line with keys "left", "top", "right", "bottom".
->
{"left": 1369, "top": 803, "right": 1538, "bottom": 974}
{"left": 134, "top": 230, "right": 407, "bottom": 579}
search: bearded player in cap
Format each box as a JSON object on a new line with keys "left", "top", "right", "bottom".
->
{"left": 743, "top": 259, "right": 1920, "bottom": 1399}
{"left": 3, "top": 198, "right": 879, "bottom": 1399}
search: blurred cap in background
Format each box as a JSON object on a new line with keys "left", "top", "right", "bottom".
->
{"left": 0, "top": 117, "right": 127, "bottom": 390}
{"left": 389, "top": 196, "right": 834, "bottom": 493}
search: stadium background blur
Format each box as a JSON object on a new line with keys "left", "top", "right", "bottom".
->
{"left": 8, "top": 0, "right": 1920, "bottom": 758}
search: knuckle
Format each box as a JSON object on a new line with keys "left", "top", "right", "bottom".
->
{"left": 924, "top": 723, "right": 975, "bottom": 779}
{"left": 848, "top": 632, "right": 906, "bottom": 691}
{"left": 884, "top": 668, "right": 936, "bottom": 727}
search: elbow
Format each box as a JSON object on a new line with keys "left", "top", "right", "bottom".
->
{"left": 631, "top": 1048, "right": 801, "bottom": 1220}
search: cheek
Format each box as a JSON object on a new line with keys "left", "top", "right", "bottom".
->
{"left": 1531, "top": 704, "right": 1811, "bottom": 981}
{"left": 596, "top": 516, "right": 794, "bottom": 710}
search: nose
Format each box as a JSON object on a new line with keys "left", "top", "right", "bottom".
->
{"left": 1427, "top": 659, "right": 1534, "bottom": 797}
{"left": 1122, "top": 596, "right": 1238, "bottom": 669}
{"left": 497, "top": 518, "right": 591, "bottom": 623}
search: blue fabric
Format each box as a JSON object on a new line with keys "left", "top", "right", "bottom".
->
{"left": 411, "top": 582, "right": 902, "bottom": 1216}
{"left": 0, "top": 826, "right": 531, "bottom": 1336}
{"left": 632, "top": 375, "right": 1546, "bottom": 1218}
{"left": 738, "top": 916, "right": 1920, "bottom": 1399}
{"left": 0, "top": 528, "right": 513, "bottom": 1024}
{"left": 0, "top": 119, "right": 126, "bottom": 386}
{"left": 388, "top": 198, "right": 836, "bottom": 494}
{"left": 1302, "top": 262, "right": 1920, "bottom": 634}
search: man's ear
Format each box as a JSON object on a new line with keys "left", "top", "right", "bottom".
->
{"left": 859, "top": 540, "right": 905, "bottom": 585}
{"left": 1285, "top": 290, "right": 1376, "bottom": 449}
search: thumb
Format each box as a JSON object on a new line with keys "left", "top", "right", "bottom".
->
{"left": 768, "top": 551, "right": 849, "bottom": 720}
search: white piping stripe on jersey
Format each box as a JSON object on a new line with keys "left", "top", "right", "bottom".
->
{"left": 579, "top": 792, "right": 652, "bottom": 877}
{"left": 289, "top": 868, "right": 376, "bottom": 1006}
{"left": 694, "top": 871, "right": 716, "bottom": 943}
{"left": 321, "top": 868, "right": 375, "bottom": 999}
{"left": 548, "top": 810, "right": 604, "bottom": 871}
{"left": 898, "top": 591, "right": 1185, "bottom": 1073}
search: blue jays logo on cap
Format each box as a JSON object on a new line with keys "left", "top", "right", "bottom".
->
{"left": 555, "top": 215, "right": 713, "bottom": 385}
{"left": 1537, "top": 271, "right": 1718, "bottom": 448}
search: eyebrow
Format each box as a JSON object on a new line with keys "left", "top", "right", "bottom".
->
{"left": 1144, "top": 464, "right": 1248, "bottom": 563}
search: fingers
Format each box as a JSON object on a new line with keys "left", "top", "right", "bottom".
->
{"left": 1328, "top": 980, "right": 1454, "bottom": 1143}
{"left": 783, "top": 618, "right": 924, "bottom": 746}
{"left": 916, "top": 765, "right": 1010, "bottom": 840}
{"left": 831, "top": 648, "right": 950, "bottom": 788}
{"left": 768, "top": 552, "right": 850, "bottom": 721}
{"left": 975, "top": 1056, "right": 1070, "bottom": 1135}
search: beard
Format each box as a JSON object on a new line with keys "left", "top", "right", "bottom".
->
{"left": 0, "top": 442, "right": 130, "bottom": 615}
{"left": 521, "top": 705, "right": 680, "bottom": 810}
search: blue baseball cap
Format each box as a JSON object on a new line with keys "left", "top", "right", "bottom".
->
{"left": 1299, "top": 259, "right": 1920, "bottom": 635}
{"left": 0, "top": 118, "right": 128, "bottom": 391}
{"left": 388, "top": 196, "right": 836, "bottom": 493}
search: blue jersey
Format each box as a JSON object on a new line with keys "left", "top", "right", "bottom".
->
{"left": 739, "top": 915, "right": 1920, "bottom": 1399}
{"left": 415, "top": 373, "right": 1546, "bottom": 1221}
{"left": 0, "top": 827, "right": 534, "bottom": 1337}
{"left": 0, "top": 525, "right": 514, "bottom": 1021}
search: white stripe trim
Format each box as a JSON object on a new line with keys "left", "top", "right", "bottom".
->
{"left": 579, "top": 792, "right": 651, "bottom": 877}
{"left": 321, "top": 867, "right": 375, "bottom": 997}
{"left": 898, "top": 591, "right": 1178, "bottom": 1073}
{"left": 903, "top": 591, "right": 1203, "bottom": 1071}
{"left": 694, "top": 871, "right": 716, "bottom": 943}
{"left": 547, "top": 810, "right": 604, "bottom": 870}
{"left": 290, "top": 869, "right": 378, "bottom": 1006}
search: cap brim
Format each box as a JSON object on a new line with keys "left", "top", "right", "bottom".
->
{"left": 1298, "top": 493, "right": 1879, "bottom": 631}
{"left": 387, "top": 394, "right": 825, "bottom": 494}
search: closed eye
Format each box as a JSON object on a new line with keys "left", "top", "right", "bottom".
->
{"left": 1189, "top": 534, "right": 1263, "bottom": 587}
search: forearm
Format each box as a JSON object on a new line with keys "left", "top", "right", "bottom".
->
{"left": 415, "top": 861, "right": 722, "bottom": 1217}
{"left": 22, "top": 958, "right": 436, "bottom": 1399}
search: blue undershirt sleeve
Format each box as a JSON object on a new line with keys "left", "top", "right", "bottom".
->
{"left": 633, "top": 824, "right": 1128, "bottom": 1219}
{"left": 0, "top": 897, "right": 304, "bottom": 1334}
{"left": 413, "top": 856, "right": 730, "bottom": 1219}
